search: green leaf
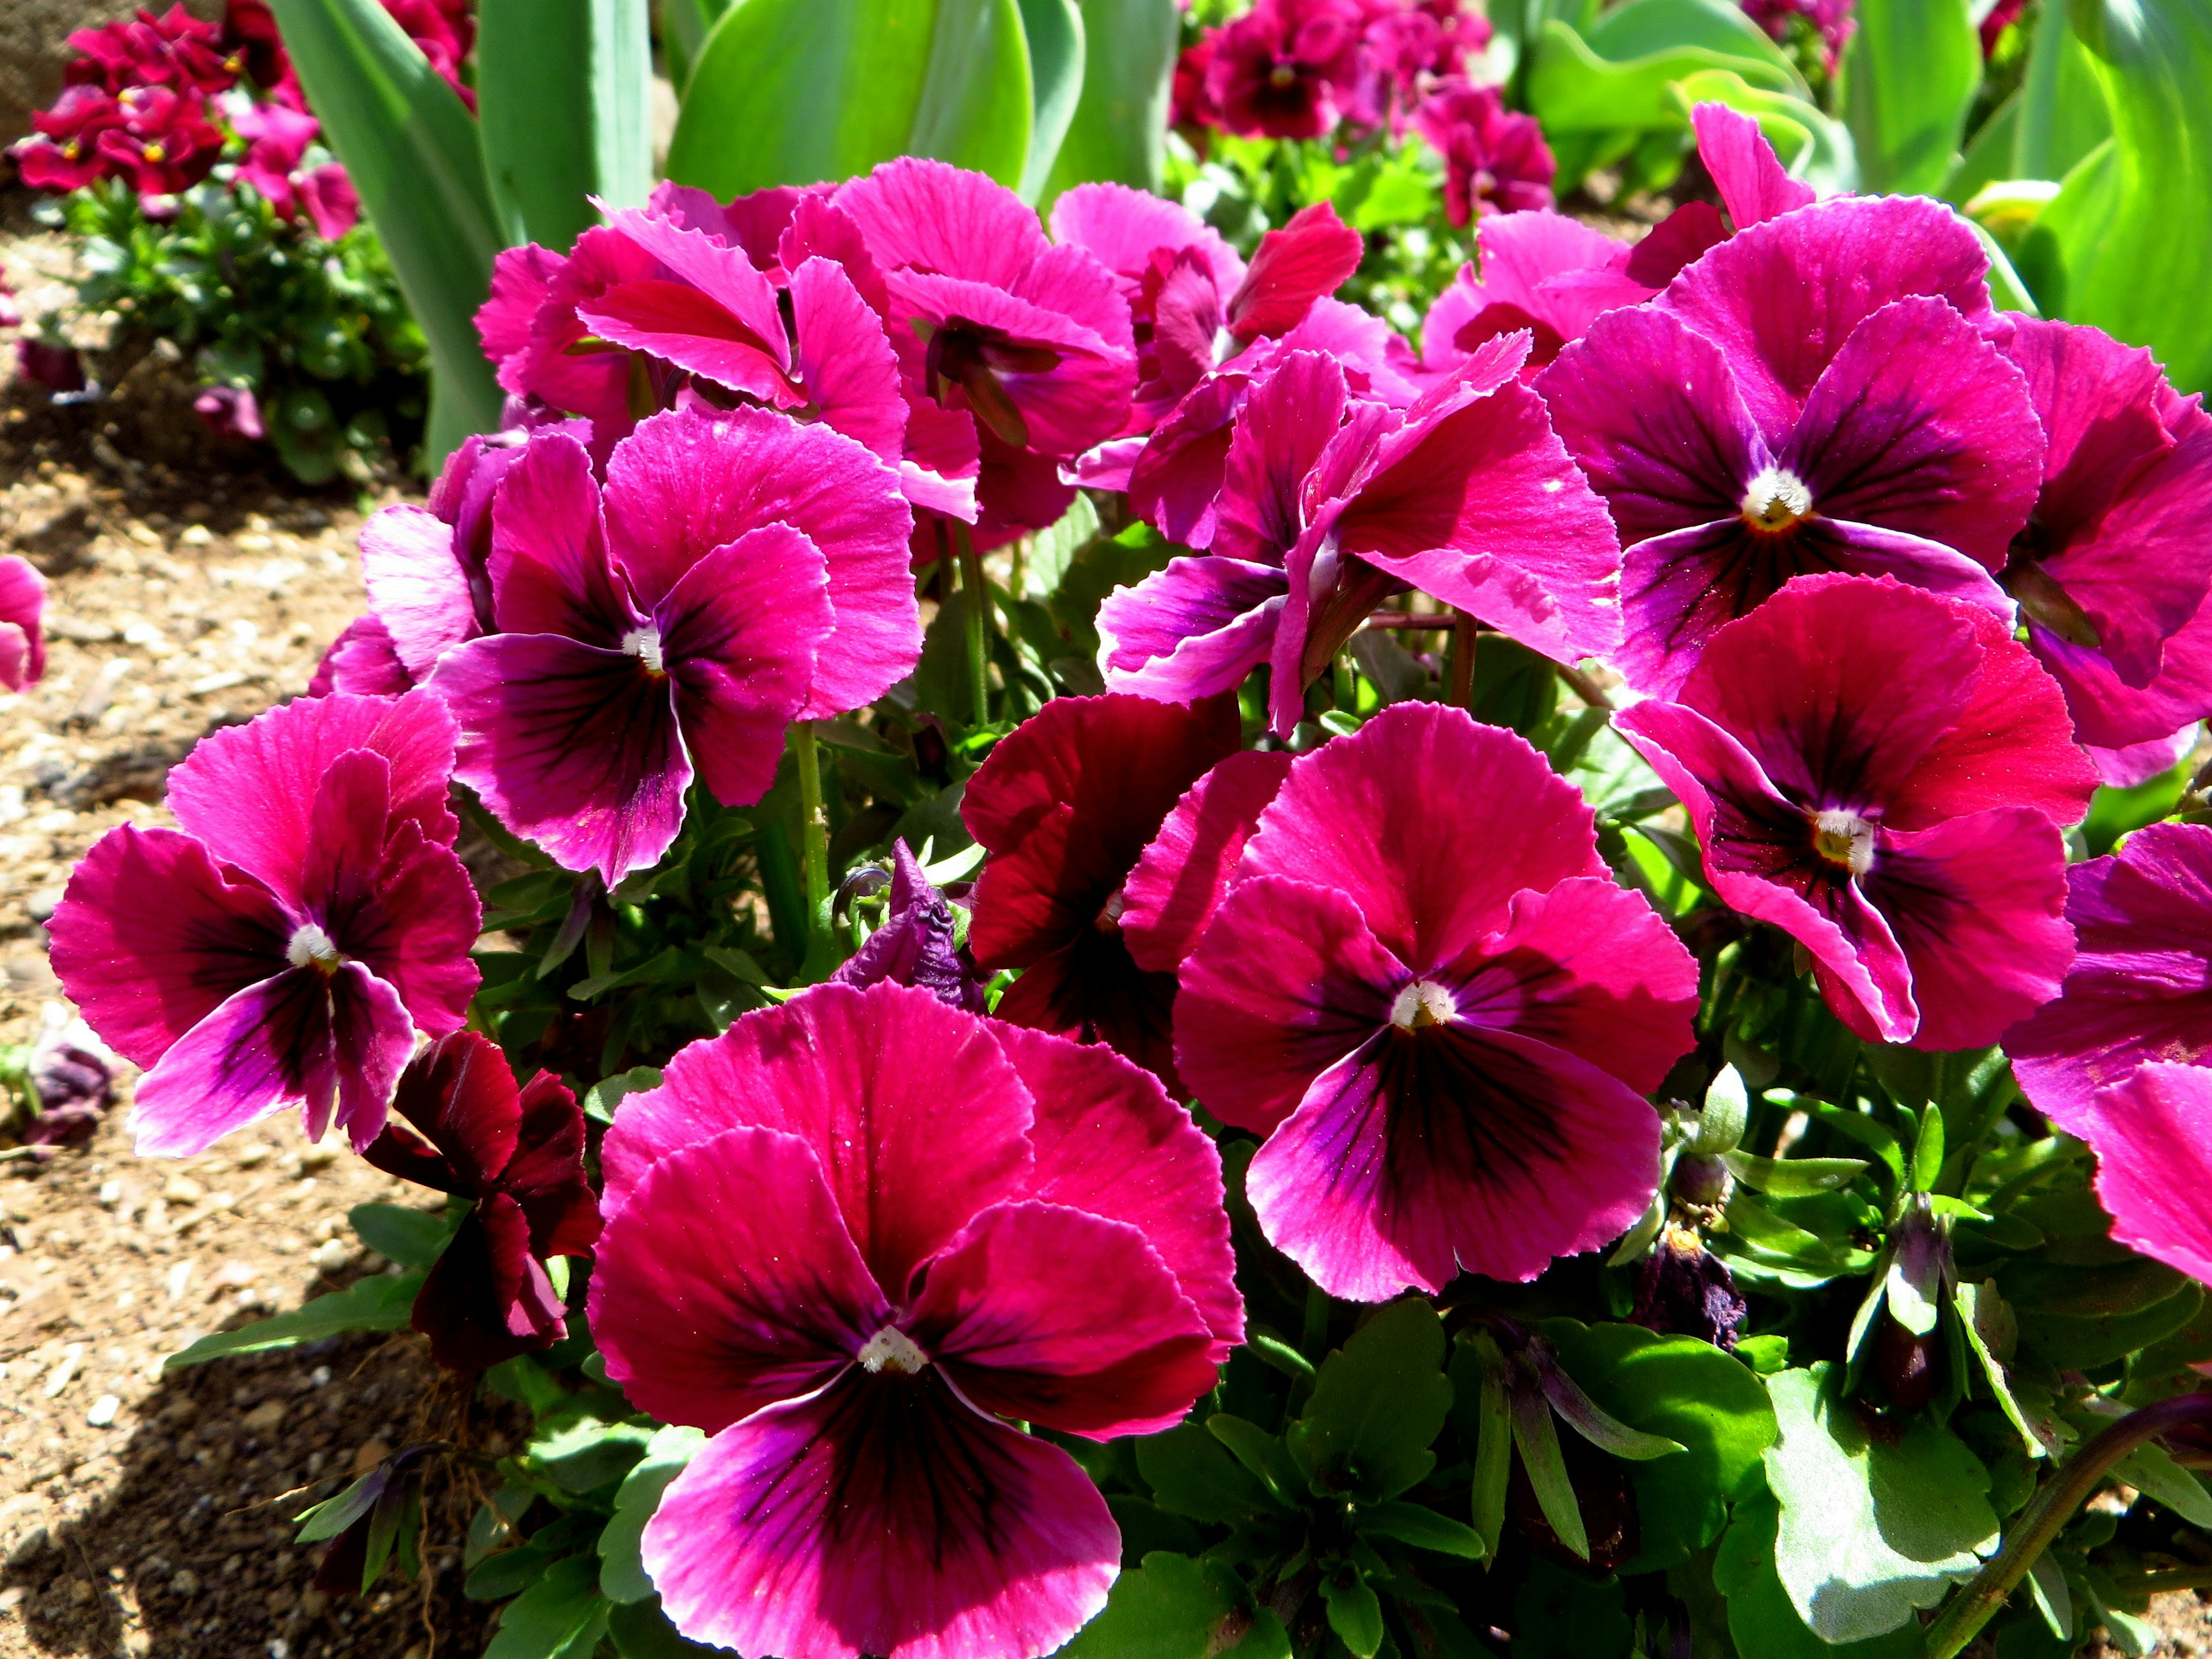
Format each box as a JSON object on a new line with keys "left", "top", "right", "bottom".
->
{"left": 528, "top": 1400, "right": 657, "bottom": 1494}
{"left": 607, "top": 1596, "right": 727, "bottom": 1658}
{"left": 583, "top": 1066, "right": 666, "bottom": 1127}
{"left": 1712, "top": 1491, "right": 1929, "bottom": 1659}
{"left": 1508, "top": 1558, "right": 1635, "bottom": 1659}
{"left": 1956, "top": 1281, "right": 2044, "bottom": 1457}
{"left": 1836, "top": 0, "right": 1981, "bottom": 192}
{"left": 477, "top": 0, "right": 656, "bottom": 251}
{"left": 1544, "top": 1320, "right": 1778, "bottom": 1574}
{"left": 1042, "top": 0, "right": 1177, "bottom": 194}
{"left": 166, "top": 1272, "right": 422, "bottom": 1368}
{"left": 296, "top": 1470, "right": 384, "bottom": 1543}
{"left": 265, "top": 0, "right": 505, "bottom": 462}
{"left": 349, "top": 1201, "right": 460, "bottom": 1268}
{"left": 2081, "top": 760, "right": 2190, "bottom": 858}
{"left": 1509, "top": 1376, "right": 1588, "bottom": 1560}
{"left": 668, "top": 0, "right": 1034, "bottom": 199}
{"left": 1666, "top": 69, "right": 1861, "bottom": 192}
{"left": 1532, "top": 1345, "right": 1686, "bottom": 1461}
{"left": 1355, "top": 1500, "right": 1487, "bottom": 1559}
{"left": 1725, "top": 1152, "right": 1870, "bottom": 1197}
{"left": 486, "top": 1553, "right": 612, "bottom": 1659}
{"left": 600, "top": 1426, "right": 707, "bottom": 1603}
{"left": 1136, "top": 1420, "right": 1275, "bottom": 1521}
{"left": 1014, "top": 0, "right": 1084, "bottom": 201}
{"left": 2022, "top": 1281, "right": 2208, "bottom": 1369}
{"left": 1762, "top": 1365, "right": 1998, "bottom": 1641}
{"left": 1691, "top": 1066, "right": 1749, "bottom": 1156}
{"left": 1320, "top": 1571, "right": 1385, "bottom": 1659}
{"left": 1207, "top": 1414, "right": 1305, "bottom": 1505}
{"left": 1453, "top": 1329, "right": 1513, "bottom": 1560}
{"left": 1288, "top": 1300, "right": 1453, "bottom": 1503}
{"left": 2111, "top": 1438, "right": 2212, "bottom": 1527}
{"left": 2013, "top": 0, "right": 2111, "bottom": 180}
{"left": 1059, "top": 1551, "right": 1280, "bottom": 1659}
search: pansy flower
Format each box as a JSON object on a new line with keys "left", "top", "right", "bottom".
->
{"left": 1621, "top": 103, "right": 1819, "bottom": 289}
{"left": 1205, "top": 0, "right": 1366, "bottom": 139}
{"left": 363, "top": 1032, "right": 600, "bottom": 1372}
{"left": 1539, "top": 192, "right": 2040, "bottom": 695}
{"left": 2067, "top": 1063, "right": 2212, "bottom": 1289}
{"left": 49, "top": 691, "right": 479, "bottom": 1156}
{"left": 1983, "top": 317, "right": 2212, "bottom": 784}
{"left": 589, "top": 982, "right": 1240, "bottom": 1659}
{"left": 2007, "top": 823, "right": 2212, "bottom": 1132}
{"left": 963, "top": 694, "right": 1242, "bottom": 1092}
{"left": 1616, "top": 574, "right": 2098, "bottom": 1050}
{"left": 1412, "top": 79, "right": 1555, "bottom": 226}
{"left": 429, "top": 408, "right": 916, "bottom": 884}
{"left": 1175, "top": 702, "right": 1699, "bottom": 1301}
{"left": 0, "top": 555, "right": 47, "bottom": 693}
{"left": 12, "top": 86, "right": 126, "bottom": 193}
{"left": 1415, "top": 211, "right": 1651, "bottom": 387}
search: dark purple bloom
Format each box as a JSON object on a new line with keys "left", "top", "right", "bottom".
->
{"left": 362, "top": 1032, "right": 601, "bottom": 1373}
{"left": 1633, "top": 1225, "right": 1748, "bottom": 1351}
{"left": 829, "top": 840, "right": 988, "bottom": 1013}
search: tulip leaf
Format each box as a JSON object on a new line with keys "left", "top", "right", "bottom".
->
{"left": 485, "top": 1553, "right": 612, "bottom": 1659}
{"left": 265, "top": 0, "right": 506, "bottom": 463}
{"left": 600, "top": 1426, "right": 707, "bottom": 1603}
{"left": 349, "top": 1200, "right": 461, "bottom": 1268}
{"left": 1836, "top": 0, "right": 1982, "bottom": 194}
{"left": 1762, "top": 1365, "right": 1998, "bottom": 1642}
{"left": 661, "top": 0, "right": 731, "bottom": 93}
{"left": 1288, "top": 1298, "right": 1453, "bottom": 1503}
{"left": 165, "top": 1271, "right": 424, "bottom": 1368}
{"left": 669, "top": 0, "right": 1034, "bottom": 199}
{"left": 477, "top": 0, "right": 656, "bottom": 251}
{"left": 2013, "top": 0, "right": 2111, "bottom": 181}
{"left": 1015, "top": 0, "right": 1085, "bottom": 202}
{"left": 1043, "top": 0, "right": 1180, "bottom": 195}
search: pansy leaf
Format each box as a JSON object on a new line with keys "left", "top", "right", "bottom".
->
{"left": 1711, "top": 1491, "right": 1927, "bottom": 1659}
{"left": 1508, "top": 1378, "right": 1589, "bottom": 1562}
{"left": 165, "top": 1273, "right": 423, "bottom": 1368}
{"left": 600, "top": 1426, "right": 707, "bottom": 1603}
{"left": 1724, "top": 1153, "right": 1870, "bottom": 1197}
{"left": 2110, "top": 1440, "right": 2212, "bottom": 1527}
{"left": 349, "top": 1201, "right": 461, "bottom": 1268}
{"left": 1137, "top": 1420, "right": 1278, "bottom": 1521}
{"left": 1209, "top": 1414, "right": 1306, "bottom": 1506}
{"left": 1955, "top": 1281, "right": 2043, "bottom": 1457}
{"left": 1763, "top": 1365, "right": 1998, "bottom": 1641}
{"left": 1060, "top": 1551, "right": 1286, "bottom": 1659}
{"left": 1320, "top": 1570, "right": 1385, "bottom": 1659}
{"left": 1450, "top": 1329, "right": 1513, "bottom": 1560}
{"left": 606, "top": 1596, "right": 726, "bottom": 1658}
{"left": 1532, "top": 1344, "right": 1685, "bottom": 1461}
{"left": 2016, "top": 1283, "right": 2205, "bottom": 1370}
{"left": 1355, "top": 1500, "right": 1487, "bottom": 1560}
{"left": 527, "top": 1397, "right": 657, "bottom": 1494}
{"left": 486, "top": 1553, "right": 612, "bottom": 1659}
{"left": 1807, "top": 1104, "right": 1906, "bottom": 1186}
{"left": 1289, "top": 1299, "right": 1453, "bottom": 1503}
{"left": 2025, "top": 1550, "right": 2073, "bottom": 1641}
{"left": 582, "top": 1067, "right": 664, "bottom": 1128}
{"left": 1542, "top": 1320, "right": 1778, "bottom": 1574}
{"left": 295, "top": 1469, "right": 386, "bottom": 1543}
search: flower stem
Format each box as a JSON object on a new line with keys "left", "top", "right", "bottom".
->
{"left": 1925, "top": 1390, "right": 2212, "bottom": 1659}
{"left": 1449, "top": 608, "right": 1477, "bottom": 707}
{"left": 791, "top": 722, "right": 835, "bottom": 977}
{"left": 953, "top": 518, "right": 991, "bottom": 727}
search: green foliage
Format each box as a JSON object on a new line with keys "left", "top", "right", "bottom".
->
{"left": 347, "top": 1200, "right": 460, "bottom": 1267}
{"left": 486, "top": 1553, "right": 612, "bottom": 1659}
{"left": 478, "top": 0, "right": 656, "bottom": 249}
{"left": 1043, "top": 0, "right": 1179, "bottom": 195}
{"left": 165, "top": 1271, "right": 422, "bottom": 1367}
{"left": 1837, "top": 0, "right": 1982, "bottom": 192}
{"left": 600, "top": 1427, "right": 707, "bottom": 1602}
{"left": 1287, "top": 1300, "right": 1454, "bottom": 1503}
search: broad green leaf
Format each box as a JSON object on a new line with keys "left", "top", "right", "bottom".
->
{"left": 2111, "top": 1439, "right": 2212, "bottom": 1526}
{"left": 1582, "top": 0, "right": 1804, "bottom": 78}
{"left": 2025, "top": 1549, "right": 2073, "bottom": 1640}
{"left": 266, "top": 0, "right": 505, "bottom": 461}
{"left": 1208, "top": 1414, "right": 1305, "bottom": 1504}
{"left": 2081, "top": 759, "right": 2190, "bottom": 858}
{"left": 2002, "top": 1253, "right": 2188, "bottom": 1319}
{"left": 1762, "top": 1365, "right": 1998, "bottom": 1641}
{"left": 478, "top": 0, "right": 656, "bottom": 251}
{"left": 668, "top": 0, "right": 1033, "bottom": 198}
{"left": 1956, "top": 1281, "right": 2044, "bottom": 1456}
{"left": 601, "top": 1426, "right": 707, "bottom": 1602}
{"left": 1544, "top": 1321, "right": 1777, "bottom": 1573}
{"left": 2021, "top": 1282, "right": 2206, "bottom": 1369}
{"left": 166, "top": 1272, "right": 422, "bottom": 1367}
{"left": 1043, "top": 0, "right": 1178, "bottom": 195}
{"left": 1320, "top": 1572, "right": 1385, "bottom": 1659}
{"left": 1015, "top": 0, "right": 1084, "bottom": 201}
{"left": 528, "top": 1398, "right": 657, "bottom": 1494}
{"left": 584, "top": 1066, "right": 666, "bottom": 1126}
{"left": 486, "top": 1553, "right": 612, "bottom": 1659}
{"left": 1137, "top": 1419, "right": 1275, "bottom": 1521}
{"left": 660, "top": 0, "right": 730, "bottom": 92}
{"left": 1711, "top": 1491, "right": 1929, "bottom": 1659}
{"left": 1051, "top": 522, "right": 1180, "bottom": 658}
{"left": 1059, "top": 1552, "right": 1285, "bottom": 1659}
{"left": 2013, "top": 0, "right": 2111, "bottom": 180}
{"left": 2016, "top": 0, "right": 2212, "bottom": 392}
{"left": 1355, "top": 1500, "right": 1487, "bottom": 1559}
{"left": 607, "top": 1596, "right": 726, "bottom": 1658}
{"left": 1836, "top": 0, "right": 1981, "bottom": 192}
{"left": 1725, "top": 1152, "right": 1870, "bottom": 1197}
{"left": 1288, "top": 1300, "right": 1453, "bottom": 1503}
{"left": 350, "top": 1201, "right": 459, "bottom": 1268}
{"left": 1944, "top": 88, "right": 2022, "bottom": 202}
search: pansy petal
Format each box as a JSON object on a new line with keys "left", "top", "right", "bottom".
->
{"left": 432, "top": 632, "right": 688, "bottom": 887}
{"left": 478, "top": 241, "right": 565, "bottom": 378}
{"left": 358, "top": 505, "right": 478, "bottom": 679}
{"left": 412, "top": 1196, "right": 569, "bottom": 1372}
{"left": 1225, "top": 201, "right": 1364, "bottom": 340}
{"left": 990, "top": 929, "right": 1187, "bottom": 1097}
{"left": 596, "top": 205, "right": 791, "bottom": 368}
{"left": 1691, "top": 101, "right": 1815, "bottom": 229}
{"left": 1050, "top": 181, "right": 1245, "bottom": 297}
{"left": 644, "top": 1368, "right": 1116, "bottom": 1659}
{"left": 1213, "top": 350, "right": 1349, "bottom": 566}
{"left": 1123, "top": 749, "right": 1294, "bottom": 974}
{"left": 0, "top": 555, "right": 48, "bottom": 687}
{"left": 1096, "top": 556, "right": 1287, "bottom": 703}
{"left": 834, "top": 157, "right": 1051, "bottom": 290}
{"left": 346, "top": 822, "right": 481, "bottom": 1037}
{"left": 2080, "top": 1064, "right": 2212, "bottom": 1287}
{"left": 990, "top": 1024, "right": 1243, "bottom": 1357}
{"left": 309, "top": 615, "right": 414, "bottom": 699}
{"left": 373, "top": 1029, "right": 518, "bottom": 1192}
{"left": 486, "top": 430, "right": 637, "bottom": 644}
{"left": 1247, "top": 1021, "right": 1661, "bottom": 1299}
{"left": 578, "top": 278, "right": 799, "bottom": 406}
{"left": 791, "top": 255, "right": 909, "bottom": 465}
{"left": 590, "top": 1124, "right": 890, "bottom": 1431}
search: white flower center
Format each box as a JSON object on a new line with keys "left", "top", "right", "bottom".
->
{"left": 857, "top": 1325, "right": 930, "bottom": 1375}
{"left": 621, "top": 626, "right": 665, "bottom": 674}
{"left": 1812, "top": 809, "right": 1877, "bottom": 876}
{"left": 1741, "top": 467, "right": 1814, "bottom": 532}
{"left": 1390, "top": 980, "right": 1459, "bottom": 1030}
{"left": 286, "top": 923, "right": 342, "bottom": 972}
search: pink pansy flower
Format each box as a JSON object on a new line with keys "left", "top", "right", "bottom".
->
{"left": 192, "top": 382, "right": 263, "bottom": 441}
{"left": 1412, "top": 79, "right": 1555, "bottom": 227}
{"left": 1101, "top": 334, "right": 1622, "bottom": 734}
{"left": 1539, "top": 191, "right": 2040, "bottom": 696}
{"left": 1984, "top": 316, "right": 2212, "bottom": 785}
{"left": 589, "top": 982, "right": 1240, "bottom": 1659}
{"left": 96, "top": 82, "right": 224, "bottom": 197}
{"left": 0, "top": 555, "right": 48, "bottom": 693}
{"left": 429, "top": 408, "right": 917, "bottom": 885}
{"left": 2070, "top": 1064, "right": 2212, "bottom": 1289}
{"left": 1616, "top": 575, "right": 2097, "bottom": 1051}
{"left": 1621, "top": 103, "right": 1819, "bottom": 290}
{"left": 296, "top": 161, "right": 359, "bottom": 241}
{"left": 48, "top": 691, "right": 479, "bottom": 1157}
{"left": 1415, "top": 210, "right": 1651, "bottom": 387}
{"left": 1175, "top": 703, "right": 1699, "bottom": 1301}
{"left": 230, "top": 97, "right": 318, "bottom": 217}
{"left": 1122, "top": 748, "right": 1296, "bottom": 973}
{"left": 1206, "top": 0, "right": 1366, "bottom": 139}
{"left": 2007, "top": 824, "right": 2212, "bottom": 1133}
{"left": 12, "top": 86, "right": 126, "bottom": 193}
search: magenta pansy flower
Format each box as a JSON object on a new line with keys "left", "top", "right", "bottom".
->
{"left": 363, "top": 1032, "right": 600, "bottom": 1373}
{"left": 1100, "top": 335, "right": 1622, "bottom": 734}
{"left": 1412, "top": 79, "right": 1555, "bottom": 227}
{"left": 1416, "top": 211, "right": 1651, "bottom": 387}
{"left": 2007, "top": 823, "right": 2212, "bottom": 1132}
{"left": 2070, "top": 1063, "right": 2212, "bottom": 1288}
{"left": 48, "top": 691, "right": 479, "bottom": 1156}
{"left": 429, "top": 408, "right": 918, "bottom": 884}
{"left": 1622, "top": 103, "right": 1817, "bottom": 290}
{"left": 1122, "top": 749, "right": 1296, "bottom": 974}
{"left": 589, "top": 982, "right": 1240, "bottom": 1659}
{"left": 0, "top": 555, "right": 48, "bottom": 692}
{"left": 1206, "top": 0, "right": 1365, "bottom": 139}
{"left": 1616, "top": 574, "right": 2098, "bottom": 1051}
{"left": 963, "top": 694, "right": 1243, "bottom": 1093}
{"left": 1175, "top": 702, "right": 1698, "bottom": 1301}
{"left": 1538, "top": 192, "right": 2040, "bottom": 695}
{"left": 1984, "top": 316, "right": 2212, "bottom": 784}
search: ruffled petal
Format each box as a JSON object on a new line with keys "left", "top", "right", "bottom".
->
{"left": 358, "top": 505, "right": 478, "bottom": 679}
{"left": 486, "top": 430, "right": 639, "bottom": 644}
{"left": 1690, "top": 101, "right": 1814, "bottom": 229}
{"left": 834, "top": 157, "right": 1052, "bottom": 291}
{"left": 1213, "top": 350, "right": 1349, "bottom": 566}
{"left": 1123, "top": 749, "right": 1293, "bottom": 974}
{"left": 1095, "top": 556, "right": 1287, "bottom": 704}
{"left": 2080, "top": 1063, "right": 2212, "bottom": 1287}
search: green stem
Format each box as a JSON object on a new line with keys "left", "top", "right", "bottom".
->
{"left": 1449, "top": 608, "right": 1477, "bottom": 707}
{"left": 1925, "top": 1390, "right": 2212, "bottom": 1659}
{"left": 791, "top": 722, "right": 834, "bottom": 975}
{"left": 953, "top": 518, "right": 991, "bottom": 726}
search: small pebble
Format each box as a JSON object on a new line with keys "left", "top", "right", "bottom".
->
{"left": 42, "top": 1343, "right": 82, "bottom": 1397}
{"left": 298, "top": 1142, "right": 339, "bottom": 1171}
{"left": 311, "top": 1239, "right": 348, "bottom": 1273}
{"left": 241, "top": 1400, "right": 285, "bottom": 1433}
{"left": 170, "top": 1567, "right": 200, "bottom": 1597}
{"left": 6, "top": 1527, "right": 49, "bottom": 1566}
{"left": 86, "top": 1394, "right": 119, "bottom": 1427}
{"left": 163, "top": 1175, "right": 206, "bottom": 1205}
{"left": 96, "top": 1180, "right": 122, "bottom": 1207}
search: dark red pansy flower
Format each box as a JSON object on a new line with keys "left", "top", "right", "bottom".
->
{"left": 963, "top": 694, "right": 1242, "bottom": 1094}
{"left": 362, "top": 1032, "right": 601, "bottom": 1373}
{"left": 1205, "top": 0, "right": 1366, "bottom": 139}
